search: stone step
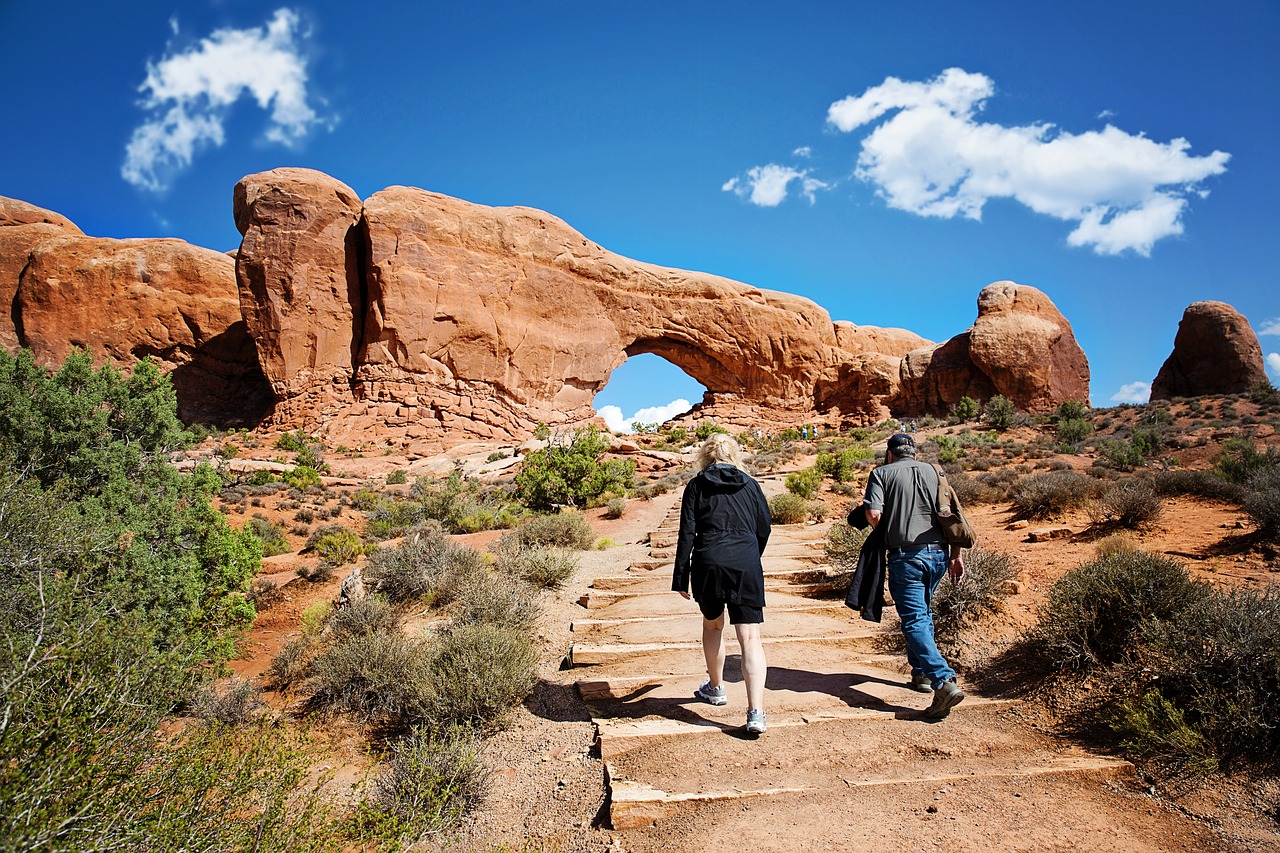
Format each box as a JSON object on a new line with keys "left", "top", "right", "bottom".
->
{"left": 570, "top": 602, "right": 849, "bottom": 635}
{"left": 590, "top": 565, "right": 833, "bottom": 592}
{"left": 570, "top": 632, "right": 880, "bottom": 668}
{"left": 576, "top": 587, "right": 866, "bottom": 620}
{"left": 607, "top": 752, "right": 1133, "bottom": 830}
{"left": 571, "top": 604, "right": 873, "bottom": 646}
{"left": 578, "top": 576, "right": 841, "bottom": 610}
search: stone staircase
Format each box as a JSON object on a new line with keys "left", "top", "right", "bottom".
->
{"left": 569, "top": 481, "right": 1144, "bottom": 848}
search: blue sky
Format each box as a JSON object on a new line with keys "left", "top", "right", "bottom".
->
{"left": 2, "top": 1, "right": 1277, "bottom": 430}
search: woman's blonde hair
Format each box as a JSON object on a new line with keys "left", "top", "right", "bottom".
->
{"left": 697, "top": 432, "right": 747, "bottom": 471}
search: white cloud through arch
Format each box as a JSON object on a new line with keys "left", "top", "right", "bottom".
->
{"left": 122, "top": 8, "right": 331, "bottom": 192}
{"left": 1111, "top": 381, "right": 1151, "bottom": 404}
{"left": 727, "top": 67, "right": 1230, "bottom": 256}
{"left": 599, "top": 399, "right": 692, "bottom": 434}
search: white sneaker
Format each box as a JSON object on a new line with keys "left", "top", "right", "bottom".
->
{"left": 695, "top": 681, "right": 727, "bottom": 706}
{"left": 746, "top": 708, "right": 766, "bottom": 735}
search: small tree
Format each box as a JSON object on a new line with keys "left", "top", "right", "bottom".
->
{"left": 949, "top": 396, "right": 979, "bottom": 423}
{"left": 514, "top": 425, "right": 635, "bottom": 510}
{"left": 982, "top": 395, "right": 1017, "bottom": 430}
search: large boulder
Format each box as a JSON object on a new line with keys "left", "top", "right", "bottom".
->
{"left": 16, "top": 235, "right": 271, "bottom": 424}
{"left": 897, "top": 281, "right": 1089, "bottom": 414}
{"left": 1151, "top": 301, "right": 1267, "bottom": 400}
{"left": 0, "top": 197, "right": 83, "bottom": 351}
{"left": 234, "top": 168, "right": 365, "bottom": 401}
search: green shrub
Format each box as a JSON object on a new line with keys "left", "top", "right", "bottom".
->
{"left": 500, "top": 511, "right": 595, "bottom": 551}
{"left": 245, "top": 513, "right": 292, "bottom": 557}
{"left": 1056, "top": 417, "right": 1093, "bottom": 447}
{"left": 932, "top": 548, "right": 1019, "bottom": 644}
{"left": 486, "top": 450, "right": 508, "bottom": 463}
{"left": 312, "top": 527, "right": 364, "bottom": 565}
{"left": 1009, "top": 470, "right": 1100, "bottom": 519}
{"left": 949, "top": 396, "right": 979, "bottom": 423}
{"left": 769, "top": 493, "right": 812, "bottom": 524}
{"left": 1097, "top": 439, "right": 1148, "bottom": 471}
{"left": 275, "top": 430, "right": 310, "bottom": 452}
{"left": 1029, "top": 551, "right": 1213, "bottom": 671}
{"left": 358, "top": 724, "right": 488, "bottom": 846}
{"left": 695, "top": 420, "right": 728, "bottom": 439}
{"left": 514, "top": 425, "right": 635, "bottom": 510}
{"left": 814, "top": 445, "right": 874, "bottom": 482}
{"left": 1055, "top": 400, "right": 1090, "bottom": 422}
{"left": 1133, "top": 584, "right": 1280, "bottom": 768}
{"left": 422, "top": 623, "right": 537, "bottom": 726}
{"left": 1214, "top": 437, "right": 1280, "bottom": 484}
{"left": 1090, "top": 478, "right": 1165, "bottom": 529}
{"left": 284, "top": 465, "right": 322, "bottom": 491}
{"left": 386, "top": 469, "right": 408, "bottom": 485}
{"left": 785, "top": 466, "right": 822, "bottom": 498}
{"left": 982, "top": 394, "right": 1017, "bottom": 430}
{"left": 1109, "top": 690, "right": 1218, "bottom": 777}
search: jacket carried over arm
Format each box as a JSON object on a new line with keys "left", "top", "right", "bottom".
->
{"left": 672, "top": 464, "right": 772, "bottom": 607}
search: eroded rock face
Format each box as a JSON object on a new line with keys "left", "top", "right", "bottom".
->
{"left": 1, "top": 197, "right": 83, "bottom": 350}
{"left": 1151, "top": 301, "right": 1266, "bottom": 400}
{"left": 234, "top": 168, "right": 365, "bottom": 400}
{"left": 896, "top": 282, "right": 1089, "bottom": 414}
{"left": 17, "top": 235, "right": 271, "bottom": 424}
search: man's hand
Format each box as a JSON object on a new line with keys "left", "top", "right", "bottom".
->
{"left": 948, "top": 555, "right": 965, "bottom": 582}
{"left": 678, "top": 591, "right": 691, "bottom": 600}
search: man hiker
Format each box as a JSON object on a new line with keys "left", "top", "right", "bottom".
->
{"left": 860, "top": 432, "right": 965, "bottom": 719}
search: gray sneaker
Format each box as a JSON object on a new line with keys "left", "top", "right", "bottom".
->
{"left": 695, "top": 681, "right": 727, "bottom": 706}
{"left": 922, "top": 679, "right": 965, "bottom": 720}
{"left": 909, "top": 674, "right": 932, "bottom": 693}
{"left": 745, "top": 708, "right": 766, "bottom": 735}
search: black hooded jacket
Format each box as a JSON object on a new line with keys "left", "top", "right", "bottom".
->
{"left": 672, "top": 464, "right": 772, "bottom": 607}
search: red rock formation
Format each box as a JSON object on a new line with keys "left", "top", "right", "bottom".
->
{"left": 234, "top": 168, "right": 365, "bottom": 401}
{"left": 16, "top": 234, "right": 271, "bottom": 424}
{"left": 1151, "top": 301, "right": 1267, "bottom": 400}
{"left": 1, "top": 197, "right": 83, "bottom": 351}
{"left": 896, "top": 282, "right": 1089, "bottom": 414}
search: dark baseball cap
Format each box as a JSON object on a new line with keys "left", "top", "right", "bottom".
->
{"left": 887, "top": 433, "right": 916, "bottom": 455}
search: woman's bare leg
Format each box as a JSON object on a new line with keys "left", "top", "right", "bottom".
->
{"left": 702, "top": 612, "right": 726, "bottom": 687}
{"left": 735, "top": 622, "right": 766, "bottom": 710}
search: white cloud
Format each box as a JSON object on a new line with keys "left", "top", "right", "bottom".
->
{"left": 1111, "top": 381, "right": 1151, "bottom": 404}
{"left": 1257, "top": 317, "right": 1280, "bottom": 336}
{"left": 599, "top": 399, "right": 692, "bottom": 434}
{"left": 793, "top": 146, "right": 812, "bottom": 158}
{"left": 1267, "top": 353, "right": 1280, "bottom": 377}
{"left": 723, "top": 163, "right": 828, "bottom": 207}
{"left": 122, "top": 8, "right": 329, "bottom": 192}
{"left": 823, "top": 68, "right": 1229, "bottom": 255}
{"left": 1097, "top": 109, "right": 1116, "bottom": 120}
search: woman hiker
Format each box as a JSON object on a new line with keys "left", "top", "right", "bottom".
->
{"left": 672, "top": 433, "right": 772, "bottom": 735}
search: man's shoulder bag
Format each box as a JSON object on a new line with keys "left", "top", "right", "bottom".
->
{"left": 930, "top": 463, "right": 977, "bottom": 549}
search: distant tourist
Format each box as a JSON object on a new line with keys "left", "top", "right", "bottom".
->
{"left": 858, "top": 432, "right": 965, "bottom": 719}
{"left": 673, "top": 433, "right": 772, "bottom": 735}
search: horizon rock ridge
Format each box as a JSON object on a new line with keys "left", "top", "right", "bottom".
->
{"left": 4, "top": 168, "right": 1103, "bottom": 446}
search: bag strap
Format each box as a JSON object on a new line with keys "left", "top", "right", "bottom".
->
{"left": 930, "top": 463, "right": 951, "bottom": 517}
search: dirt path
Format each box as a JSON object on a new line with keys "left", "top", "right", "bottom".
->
{"left": 567, "top": 474, "right": 1224, "bottom": 852}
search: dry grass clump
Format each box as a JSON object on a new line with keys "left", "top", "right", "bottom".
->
{"left": 328, "top": 595, "right": 400, "bottom": 639}
{"left": 500, "top": 545, "right": 579, "bottom": 590}
{"left": 824, "top": 521, "right": 870, "bottom": 587}
{"left": 1152, "top": 469, "right": 1245, "bottom": 502}
{"left": 769, "top": 492, "right": 819, "bottom": 524}
{"left": 455, "top": 570, "right": 541, "bottom": 630}
{"left": 1009, "top": 470, "right": 1101, "bottom": 519}
{"left": 362, "top": 724, "right": 489, "bottom": 844}
{"left": 268, "top": 636, "right": 318, "bottom": 689}
{"left": 363, "top": 522, "right": 487, "bottom": 605}
{"left": 305, "top": 631, "right": 434, "bottom": 723}
{"left": 420, "top": 623, "right": 537, "bottom": 727}
{"left": 932, "top": 548, "right": 1019, "bottom": 644}
{"left": 1094, "top": 531, "right": 1141, "bottom": 557}
{"left": 499, "top": 511, "right": 595, "bottom": 551}
{"left": 189, "top": 677, "right": 264, "bottom": 725}
{"left": 1088, "top": 478, "right": 1165, "bottom": 529}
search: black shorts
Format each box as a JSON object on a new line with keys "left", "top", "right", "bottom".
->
{"left": 698, "top": 599, "right": 764, "bottom": 625}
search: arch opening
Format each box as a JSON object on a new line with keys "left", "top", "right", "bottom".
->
{"left": 593, "top": 351, "right": 706, "bottom": 433}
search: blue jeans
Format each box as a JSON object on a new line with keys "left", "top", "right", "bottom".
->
{"left": 886, "top": 547, "right": 955, "bottom": 690}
